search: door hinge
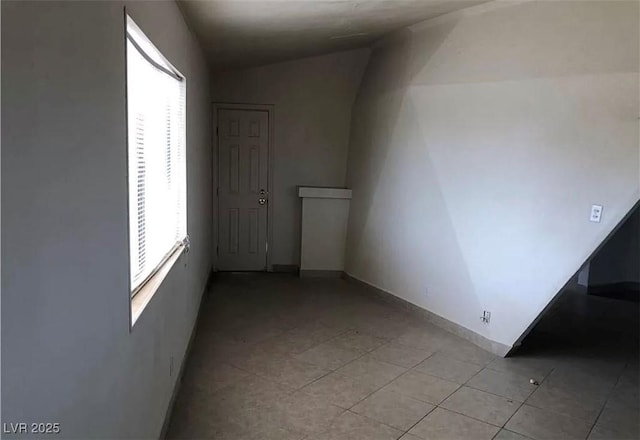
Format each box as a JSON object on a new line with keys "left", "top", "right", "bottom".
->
{"left": 216, "top": 127, "right": 219, "bottom": 136}
{"left": 216, "top": 245, "right": 219, "bottom": 255}
{"left": 217, "top": 187, "right": 220, "bottom": 196}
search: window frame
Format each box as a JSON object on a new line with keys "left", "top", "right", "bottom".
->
{"left": 125, "top": 13, "right": 188, "bottom": 325}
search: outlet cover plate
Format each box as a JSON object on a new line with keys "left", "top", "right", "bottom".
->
{"left": 590, "top": 205, "right": 603, "bottom": 223}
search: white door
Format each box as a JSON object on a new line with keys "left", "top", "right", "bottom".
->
{"left": 217, "top": 109, "right": 269, "bottom": 271}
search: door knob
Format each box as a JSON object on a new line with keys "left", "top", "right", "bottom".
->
{"left": 258, "top": 189, "right": 267, "bottom": 205}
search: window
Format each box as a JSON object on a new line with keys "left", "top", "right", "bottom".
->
{"left": 126, "top": 16, "right": 187, "bottom": 296}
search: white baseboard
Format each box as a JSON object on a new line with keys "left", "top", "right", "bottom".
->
{"left": 342, "top": 272, "right": 512, "bottom": 357}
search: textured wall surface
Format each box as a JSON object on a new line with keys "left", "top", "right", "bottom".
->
{"left": 211, "top": 49, "right": 369, "bottom": 267}
{"left": 345, "top": 0, "right": 639, "bottom": 348}
{"left": 1, "top": 1, "right": 212, "bottom": 438}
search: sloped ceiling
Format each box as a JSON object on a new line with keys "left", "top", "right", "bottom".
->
{"left": 179, "top": 0, "right": 487, "bottom": 70}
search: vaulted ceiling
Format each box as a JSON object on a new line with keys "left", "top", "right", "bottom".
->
{"left": 178, "top": 0, "right": 487, "bottom": 71}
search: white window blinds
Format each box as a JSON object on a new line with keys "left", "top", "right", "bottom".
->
{"left": 126, "top": 16, "right": 186, "bottom": 293}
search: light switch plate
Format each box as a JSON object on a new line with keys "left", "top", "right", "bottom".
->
{"left": 590, "top": 205, "right": 603, "bottom": 223}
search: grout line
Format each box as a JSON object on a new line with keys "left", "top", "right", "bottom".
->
{"left": 496, "top": 398, "right": 525, "bottom": 431}
{"left": 434, "top": 405, "right": 506, "bottom": 429}
{"left": 343, "top": 408, "right": 408, "bottom": 436}
{"left": 288, "top": 331, "right": 386, "bottom": 397}
{"left": 458, "top": 381, "right": 528, "bottom": 408}
{"left": 185, "top": 276, "right": 638, "bottom": 440}
{"left": 338, "top": 355, "right": 411, "bottom": 408}
{"left": 491, "top": 427, "right": 536, "bottom": 440}
{"left": 496, "top": 365, "right": 556, "bottom": 438}
{"left": 393, "top": 368, "right": 468, "bottom": 437}
{"left": 401, "top": 409, "right": 433, "bottom": 438}
{"left": 584, "top": 364, "right": 626, "bottom": 439}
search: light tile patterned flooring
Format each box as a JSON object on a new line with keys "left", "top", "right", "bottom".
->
{"left": 167, "top": 274, "right": 639, "bottom": 440}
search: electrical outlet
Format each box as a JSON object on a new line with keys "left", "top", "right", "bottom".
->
{"left": 481, "top": 310, "right": 491, "bottom": 324}
{"left": 590, "top": 204, "right": 603, "bottom": 223}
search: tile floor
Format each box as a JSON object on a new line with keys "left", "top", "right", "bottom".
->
{"left": 167, "top": 274, "right": 639, "bottom": 440}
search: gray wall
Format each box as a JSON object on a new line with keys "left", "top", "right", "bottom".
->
{"left": 344, "top": 0, "right": 639, "bottom": 348}
{"left": 211, "top": 49, "right": 369, "bottom": 267}
{"left": 590, "top": 206, "right": 640, "bottom": 287}
{"left": 1, "top": 1, "right": 212, "bottom": 438}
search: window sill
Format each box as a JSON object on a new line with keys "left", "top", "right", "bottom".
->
{"left": 131, "top": 244, "right": 185, "bottom": 327}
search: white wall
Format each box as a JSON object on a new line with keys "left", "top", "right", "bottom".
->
{"left": 211, "top": 50, "right": 369, "bottom": 267}
{"left": 345, "top": 0, "right": 639, "bottom": 349}
{"left": 300, "top": 196, "right": 351, "bottom": 273}
{"left": 1, "top": 1, "right": 212, "bottom": 438}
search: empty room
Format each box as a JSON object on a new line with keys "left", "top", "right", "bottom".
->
{"left": 1, "top": 0, "right": 638, "bottom": 439}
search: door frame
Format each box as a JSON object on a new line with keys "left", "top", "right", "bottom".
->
{"left": 212, "top": 102, "right": 275, "bottom": 272}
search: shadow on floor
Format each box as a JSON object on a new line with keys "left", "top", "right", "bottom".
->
{"left": 166, "top": 274, "right": 639, "bottom": 440}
